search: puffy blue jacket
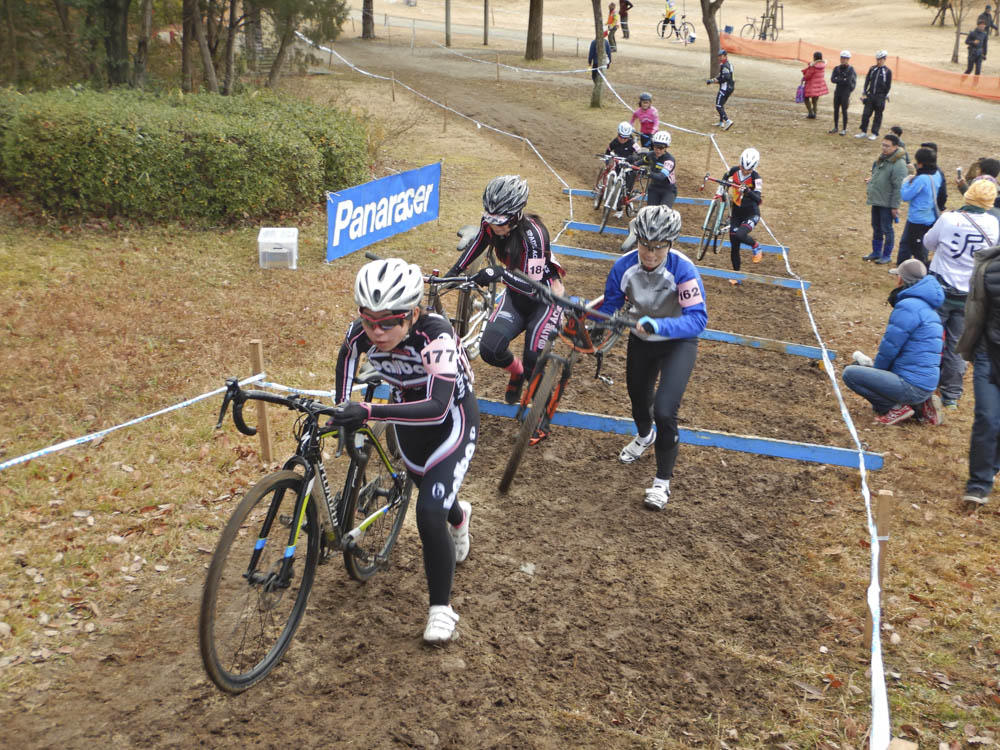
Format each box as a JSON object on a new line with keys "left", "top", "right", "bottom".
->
{"left": 873, "top": 275, "right": 944, "bottom": 391}
{"left": 900, "top": 170, "right": 942, "bottom": 226}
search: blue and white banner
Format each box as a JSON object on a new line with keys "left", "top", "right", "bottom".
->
{"left": 326, "top": 162, "right": 441, "bottom": 261}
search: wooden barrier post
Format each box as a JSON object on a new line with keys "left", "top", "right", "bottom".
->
{"left": 520, "top": 137, "right": 526, "bottom": 167}
{"left": 391, "top": 71, "right": 396, "bottom": 102}
{"left": 411, "top": 20, "right": 415, "bottom": 53}
{"left": 576, "top": 37, "right": 579, "bottom": 56}
{"left": 864, "top": 490, "right": 894, "bottom": 649}
{"left": 443, "top": 99, "right": 447, "bottom": 132}
{"left": 552, "top": 32, "right": 555, "bottom": 51}
{"left": 496, "top": 52, "right": 501, "bottom": 83}
{"left": 249, "top": 340, "right": 273, "bottom": 465}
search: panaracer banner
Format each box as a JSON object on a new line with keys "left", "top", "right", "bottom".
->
{"left": 326, "top": 162, "right": 441, "bottom": 261}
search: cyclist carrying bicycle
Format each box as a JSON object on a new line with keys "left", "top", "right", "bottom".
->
{"left": 717, "top": 147, "right": 764, "bottom": 284}
{"left": 595, "top": 205, "right": 707, "bottom": 510}
{"left": 639, "top": 130, "right": 678, "bottom": 207}
{"left": 605, "top": 121, "right": 642, "bottom": 214}
{"left": 446, "top": 176, "right": 566, "bottom": 433}
{"left": 629, "top": 92, "right": 660, "bottom": 149}
{"left": 331, "top": 258, "right": 479, "bottom": 645}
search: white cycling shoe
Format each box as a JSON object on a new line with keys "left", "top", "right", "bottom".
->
{"left": 423, "top": 605, "right": 460, "bottom": 644}
{"left": 619, "top": 427, "right": 656, "bottom": 464}
{"left": 643, "top": 482, "right": 670, "bottom": 511}
{"left": 450, "top": 501, "right": 472, "bottom": 564}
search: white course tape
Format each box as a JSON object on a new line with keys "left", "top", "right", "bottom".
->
{"left": 435, "top": 44, "right": 599, "bottom": 75}
{"left": 0, "top": 373, "right": 266, "bottom": 473}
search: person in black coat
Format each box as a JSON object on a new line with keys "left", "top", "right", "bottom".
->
{"left": 588, "top": 35, "right": 613, "bottom": 83}
{"left": 966, "top": 19, "right": 989, "bottom": 75}
{"left": 828, "top": 50, "right": 857, "bottom": 135}
{"left": 854, "top": 50, "right": 892, "bottom": 140}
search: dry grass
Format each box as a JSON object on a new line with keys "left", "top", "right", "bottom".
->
{"left": 1, "top": 30, "right": 999, "bottom": 746}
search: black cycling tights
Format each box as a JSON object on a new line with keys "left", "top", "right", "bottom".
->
{"left": 625, "top": 335, "right": 698, "bottom": 480}
{"left": 729, "top": 218, "right": 758, "bottom": 272}
{"left": 396, "top": 400, "right": 479, "bottom": 606}
{"left": 480, "top": 291, "right": 561, "bottom": 377}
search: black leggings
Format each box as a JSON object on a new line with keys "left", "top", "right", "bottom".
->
{"left": 728, "top": 214, "right": 760, "bottom": 271}
{"left": 715, "top": 89, "right": 732, "bottom": 121}
{"left": 647, "top": 184, "right": 677, "bottom": 207}
{"left": 480, "top": 289, "right": 562, "bottom": 377}
{"left": 625, "top": 335, "right": 698, "bottom": 480}
{"left": 833, "top": 90, "right": 850, "bottom": 130}
{"left": 396, "top": 399, "right": 480, "bottom": 606}
{"left": 859, "top": 96, "right": 885, "bottom": 135}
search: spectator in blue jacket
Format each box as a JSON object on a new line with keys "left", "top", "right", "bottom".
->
{"left": 588, "top": 34, "right": 613, "bottom": 83}
{"left": 897, "top": 147, "right": 944, "bottom": 266}
{"left": 842, "top": 259, "right": 945, "bottom": 425}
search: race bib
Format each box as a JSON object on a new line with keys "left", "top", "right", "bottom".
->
{"left": 420, "top": 335, "right": 459, "bottom": 376}
{"left": 676, "top": 278, "right": 703, "bottom": 308}
{"left": 526, "top": 258, "right": 546, "bottom": 279}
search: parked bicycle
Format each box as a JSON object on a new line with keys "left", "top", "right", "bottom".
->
{"left": 199, "top": 374, "right": 410, "bottom": 693}
{"left": 740, "top": 14, "right": 778, "bottom": 41}
{"left": 498, "top": 273, "right": 649, "bottom": 494}
{"left": 696, "top": 174, "right": 738, "bottom": 261}
{"left": 593, "top": 154, "right": 648, "bottom": 233}
{"left": 657, "top": 13, "right": 696, "bottom": 43}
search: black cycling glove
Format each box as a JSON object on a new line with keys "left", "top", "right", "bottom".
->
{"left": 472, "top": 265, "right": 503, "bottom": 287}
{"left": 330, "top": 402, "right": 369, "bottom": 426}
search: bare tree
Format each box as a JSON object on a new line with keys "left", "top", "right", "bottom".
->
{"left": 589, "top": 0, "right": 605, "bottom": 107}
{"left": 525, "top": 0, "right": 543, "bottom": 60}
{"left": 362, "top": 0, "right": 374, "bottom": 38}
{"left": 700, "top": 0, "right": 725, "bottom": 76}
{"left": 951, "top": 0, "right": 973, "bottom": 62}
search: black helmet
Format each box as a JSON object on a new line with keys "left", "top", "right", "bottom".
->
{"left": 482, "top": 175, "right": 529, "bottom": 223}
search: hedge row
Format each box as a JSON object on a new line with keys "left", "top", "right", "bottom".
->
{"left": 0, "top": 88, "right": 370, "bottom": 221}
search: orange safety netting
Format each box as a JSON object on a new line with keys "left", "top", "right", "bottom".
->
{"left": 720, "top": 33, "right": 1000, "bottom": 102}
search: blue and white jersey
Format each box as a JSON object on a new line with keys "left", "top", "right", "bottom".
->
{"left": 596, "top": 248, "right": 708, "bottom": 341}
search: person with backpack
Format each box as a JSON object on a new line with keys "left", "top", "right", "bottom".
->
{"left": 829, "top": 51, "right": 857, "bottom": 135}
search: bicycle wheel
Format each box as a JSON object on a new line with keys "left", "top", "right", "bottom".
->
{"left": 680, "top": 21, "right": 695, "bottom": 42}
{"left": 714, "top": 199, "right": 731, "bottom": 255}
{"left": 766, "top": 24, "right": 778, "bottom": 41}
{"left": 740, "top": 23, "right": 756, "bottom": 39}
{"left": 199, "top": 470, "right": 319, "bottom": 693}
{"left": 499, "top": 361, "right": 560, "bottom": 494}
{"left": 657, "top": 18, "right": 668, "bottom": 38}
{"left": 342, "top": 424, "right": 412, "bottom": 582}
{"left": 599, "top": 183, "right": 620, "bottom": 233}
{"left": 697, "top": 201, "right": 724, "bottom": 261}
{"left": 593, "top": 167, "right": 607, "bottom": 210}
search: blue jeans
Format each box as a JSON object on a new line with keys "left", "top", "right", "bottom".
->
{"left": 870, "top": 206, "right": 894, "bottom": 259}
{"left": 937, "top": 299, "right": 967, "bottom": 402}
{"left": 842, "top": 365, "right": 932, "bottom": 414}
{"left": 967, "top": 347, "right": 1000, "bottom": 496}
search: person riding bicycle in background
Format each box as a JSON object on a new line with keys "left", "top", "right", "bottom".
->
{"left": 640, "top": 130, "right": 678, "bottom": 208}
{"left": 629, "top": 92, "right": 660, "bottom": 149}
{"left": 718, "top": 147, "right": 764, "bottom": 284}
{"left": 446, "top": 176, "right": 566, "bottom": 434}
{"left": 595, "top": 205, "right": 707, "bottom": 510}
{"left": 332, "top": 258, "right": 480, "bottom": 645}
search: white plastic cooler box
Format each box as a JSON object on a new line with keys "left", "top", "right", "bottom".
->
{"left": 258, "top": 227, "right": 298, "bottom": 270}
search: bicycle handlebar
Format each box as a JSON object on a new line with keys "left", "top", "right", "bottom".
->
{"left": 509, "top": 271, "right": 640, "bottom": 331}
{"left": 216, "top": 378, "right": 339, "bottom": 436}
{"left": 701, "top": 173, "right": 742, "bottom": 192}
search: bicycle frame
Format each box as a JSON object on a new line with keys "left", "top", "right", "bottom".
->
{"left": 217, "top": 378, "right": 407, "bottom": 580}
{"left": 425, "top": 273, "right": 495, "bottom": 361}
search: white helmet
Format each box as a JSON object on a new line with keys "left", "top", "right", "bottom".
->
{"left": 651, "top": 130, "right": 671, "bottom": 147}
{"left": 840, "top": 50, "right": 851, "bottom": 58}
{"left": 634, "top": 205, "right": 682, "bottom": 245}
{"left": 740, "top": 147, "right": 760, "bottom": 171}
{"left": 617, "top": 121, "right": 634, "bottom": 138}
{"left": 354, "top": 258, "right": 424, "bottom": 312}
{"left": 875, "top": 49, "right": 888, "bottom": 60}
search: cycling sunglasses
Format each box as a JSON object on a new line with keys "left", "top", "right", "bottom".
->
{"left": 637, "top": 240, "right": 671, "bottom": 252}
{"left": 359, "top": 309, "right": 411, "bottom": 330}
{"left": 483, "top": 212, "right": 514, "bottom": 227}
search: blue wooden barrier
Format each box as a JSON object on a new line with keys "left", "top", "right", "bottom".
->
{"left": 564, "top": 220, "right": 786, "bottom": 254}
{"left": 563, "top": 187, "right": 712, "bottom": 206}
{"left": 551, "top": 243, "right": 810, "bottom": 290}
{"left": 478, "top": 399, "right": 882, "bottom": 470}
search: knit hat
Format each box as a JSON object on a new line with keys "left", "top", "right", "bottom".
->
{"left": 965, "top": 178, "right": 998, "bottom": 209}
{"left": 898, "top": 258, "right": 927, "bottom": 287}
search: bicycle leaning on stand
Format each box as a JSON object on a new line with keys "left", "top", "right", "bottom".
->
{"left": 199, "top": 374, "right": 410, "bottom": 693}
{"left": 498, "top": 272, "right": 650, "bottom": 494}
{"left": 657, "top": 13, "right": 696, "bottom": 43}
{"left": 740, "top": 14, "right": 778, "bottom": 41}
{"left": 696, "top": 173, "right": 738, "bottom": 261}
{"left": 593, "top": 153, "right": 649, "bottom": 233}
